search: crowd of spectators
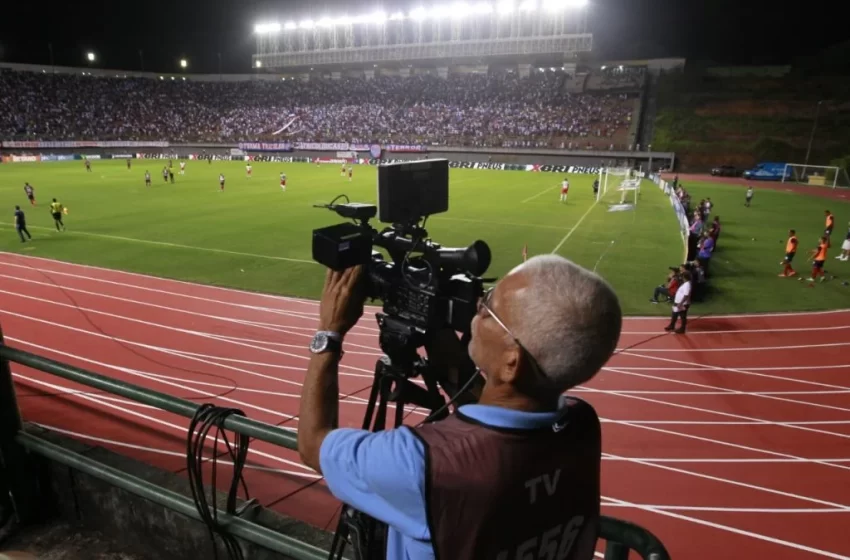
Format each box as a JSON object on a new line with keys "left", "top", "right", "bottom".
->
{"left": 650, "top": 176, "right": 721, "bottom": 332}
{"left": 0, "top": 69, "right": 636, "bottom": 148}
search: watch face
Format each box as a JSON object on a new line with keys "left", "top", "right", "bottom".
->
{"left": 311, "top": 332, "right": 328, "bottom": 353}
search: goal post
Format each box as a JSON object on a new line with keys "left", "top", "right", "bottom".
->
{"left": 597, "top": 166, "right": 632, "bottom": 202}
{"left": 782, "top": 163, "right": 850, "bottom": 189}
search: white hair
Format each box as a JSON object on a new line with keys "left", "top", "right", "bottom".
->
{"left": 507, "top": 255, "right": 622, "bottom": 393}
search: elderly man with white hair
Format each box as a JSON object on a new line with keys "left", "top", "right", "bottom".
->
{"left": 298, "top": 254, "right": 623, "bottom": 560}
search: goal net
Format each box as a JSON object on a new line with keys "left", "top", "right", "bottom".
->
{"left": 597, "top": 167, "right": 632, "bottom": 202}
{"left": 782, "top": 163, "right": 850, "bottom": 189}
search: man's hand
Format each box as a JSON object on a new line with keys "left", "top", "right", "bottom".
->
{"left": 318, "top": 265, "right": 366, "bottom": 335}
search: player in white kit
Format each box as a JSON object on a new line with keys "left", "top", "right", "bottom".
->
{"left": 179, "top": 161, "right": 186, "bottom": 175}
{"left": 280, "top": 172, "right": 287, "bottom": 192}
{"left": 560, "top": 178, "right": 570, "bottom": 202}
{"left": 246, "top": 164, "right": 252, "bottom": 178}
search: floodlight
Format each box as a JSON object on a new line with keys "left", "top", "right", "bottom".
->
{"left": 519, "top": 0, "right": 536, "bottom": 11}
{"left": 542, "top": 0, "right": 567, "bottom": 11}
{"left": 568, "top": 0, "right": 588, "bottom": 6}
{"left": 496, "top": 0, "right": 514, "bottom": 14}
{"left": 473, "top": 1, "right": 493, "bottom": 13}
{"left": 284, "top": 21, "right": 297, "bottom": 30}
{"left": 86, "top": 51, "right": 95, "bottom": 62}
{"left": 332, "top": 16, "right": 351, "bottom": 25}
{"left": 299, "top": 19, "right": 315, "bottom": 29}
{"left": 410, "top": 6, "right": 427, "bottom": 19}
{"left": 618, "top": 65, "right": 624, "bottom": 70}
{"left": 317, "top": 17, "right": 333, "bottom": 27}
{"left": 389, "top": 11, "right": 405, "bottom": 20}
{"left": 429, "top": 5, "right": 446, "bottom": 18}
{"left": 180, "top": 59, "right": 187, "bottom": 68}
{"left": 369, "top": 11, "right": 387, "bottom": 23}
{"left": 255, "top": 60, "right": 262, "bottom": 68}
{"left": 451, "top": 2, "right": 472, "bottom": 17}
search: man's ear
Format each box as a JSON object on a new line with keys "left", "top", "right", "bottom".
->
{"left": 498, "top": 345, "right": 521, "bottom": 385}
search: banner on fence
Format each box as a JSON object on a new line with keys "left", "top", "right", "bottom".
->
{"left": 112, "top": 154, "right": 134, "bottom": 159}
{"left": 6, "top": 155, "right": 42, "bottom": 162}
{"left": 336, "top": 151, "right": 356, "bottom": 158}
{"left": 2, "top": 140, "right": 168, "bottom": 148}
{"left": 237, "top": 142, "right": 293, "bottom": 152}
{"left": 82, "top": 155, "right": 102, "bottom": 160}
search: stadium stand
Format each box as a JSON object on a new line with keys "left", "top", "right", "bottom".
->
{"left": 0, "top": 68, "right": 638, "bottom": 149}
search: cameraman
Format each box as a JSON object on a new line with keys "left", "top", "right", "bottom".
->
{"left": 298, "top": 255, "right": 623, "bottom": 560}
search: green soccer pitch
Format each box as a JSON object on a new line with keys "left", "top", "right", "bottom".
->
{"left": 1, "top": 159, "right": 848, "bottom": 315}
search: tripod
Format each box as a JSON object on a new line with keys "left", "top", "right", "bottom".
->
{"left": 327, "top": 315, "right": 448, "bottom": 560}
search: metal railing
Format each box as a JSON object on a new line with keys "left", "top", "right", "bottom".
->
{"left": 0, "top": 328, "right": 670, "bottom": 560}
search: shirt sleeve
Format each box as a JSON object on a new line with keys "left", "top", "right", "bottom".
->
{"left": 319, "top": 426, "right": 429, "bottom": 540}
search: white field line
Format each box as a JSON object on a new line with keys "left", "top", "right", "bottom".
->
{"left": 601, "top": 494, "right": 850, "bottom": 560}
{"left": 2, "top": 251, "right": 849, "bottom": 321}
{"left": 0, "top": 273, "right": 382, "bottom": 353}
{"left": 550, "top": 196, "right": 600, "bottom": 254}
{"left": 521, "top": 185, "right": 559, "bottom": 203}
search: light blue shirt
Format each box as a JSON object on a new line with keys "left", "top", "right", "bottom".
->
{"left": 319, "top": 403, "right": 564, "bottom": 560}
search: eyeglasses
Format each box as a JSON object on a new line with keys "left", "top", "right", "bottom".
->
{"left": 478, "top": 287, "right": 548, "bottom": 382}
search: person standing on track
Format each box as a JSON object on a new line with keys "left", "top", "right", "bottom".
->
{"left": 665, "top": 270, "right": 692, "bottom": 334}
{"left": 13, "top": 206, "right": 32, "bottom": 243}
{"left": 49, "top": 198, "right": 66, "bottom": 231}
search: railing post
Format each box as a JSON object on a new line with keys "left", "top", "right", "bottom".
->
{"left": 0, "top": 325, "right": 41, "bottom": 524}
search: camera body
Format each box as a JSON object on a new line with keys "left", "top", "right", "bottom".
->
{"left": 312, "top": 159, "right": 491, "bottom": 338}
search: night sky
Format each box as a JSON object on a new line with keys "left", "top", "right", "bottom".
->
{"left": 0, "top": 0, "right": 844, "bottom": 74}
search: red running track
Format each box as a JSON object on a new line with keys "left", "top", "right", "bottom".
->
{"left": 1, "top": 252, "right": 849, "bottom": 559}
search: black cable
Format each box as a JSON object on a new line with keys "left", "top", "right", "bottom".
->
{"left": 186, "top": 404, "right": 251, "bottom": 560}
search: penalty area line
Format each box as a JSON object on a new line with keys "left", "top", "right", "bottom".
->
{"left": 521, "top": 185, "right": 559, "bottom": 203}
{"left": 550, "top": 198, "right": 600, "bottom": 255}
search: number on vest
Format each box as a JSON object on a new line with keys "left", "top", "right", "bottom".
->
{"left": 494, "top": 516, "right": 585, "bottom": 560}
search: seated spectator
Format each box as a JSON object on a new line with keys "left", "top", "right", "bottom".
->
{"left": 650, "top": 268, "right": 680, "bottom": 304}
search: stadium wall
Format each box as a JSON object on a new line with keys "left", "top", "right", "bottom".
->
{"left": 1, "top": 144, "right": 675, "bottom": 170}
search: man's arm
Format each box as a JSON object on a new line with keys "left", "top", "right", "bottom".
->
{"left": 297, "top": 352, "right": 339, "bottom": 473}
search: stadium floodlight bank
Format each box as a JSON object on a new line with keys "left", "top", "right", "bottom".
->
{"left": 782, "top": 163, "right": 850, "bottom": 189}
{"left": 253, "top": 1, "right": 591, "bottom": 69}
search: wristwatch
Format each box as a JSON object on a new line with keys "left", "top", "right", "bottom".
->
{"left": 310, "top": 331, "right": 343, "bottom": 356}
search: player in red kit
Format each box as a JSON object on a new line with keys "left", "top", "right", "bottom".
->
{"left": 340, "top": 164, "right": 346, "bottom": 177}
{"left": 560, "top": 178, "right": 570, "bottom": 203}
{"left": 280, "top": 172, "right": 287, "bottom": 192}
{"left": 348, "top": 166, "right": 353, "bottom": 182}
{"left": 246, "top": 163, "right": 252, "bottom": 178}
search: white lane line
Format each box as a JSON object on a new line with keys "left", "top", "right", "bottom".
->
{"left": 600, "top": 365, "right": 850, "bottom": 372}
{"left": 600, "top": 503, "right": 850, "bottom": 514}
{"left": 3, "top": 252, "right": 849, "bottom": 320}
{"left": 550, "top": 197, "right": 600, "bottom": 254}
{"left": 602, "top": 457, "right": 850, "bottom": 464}
{"left": 605, "top": 419, "right": 850, "bottom": 474}
{"left": 19, "top": 375, "right": 313, "bottom": 473}
{"left": 0, "top": 224, "right": 320, "bottom": 265}
{"left": 601, "top": 420, "right": 850, "bottom": 426}
{"left": 601, "top": 495, "right": 850, "bottom": 560}
{"left": 616, "top": 342, "right": 850, "bottom": 353}
{"left": 619, "top": 325, "right": 850, "bottom": 335}
{"left": 580, "top": 389, "right": 850, "bottom": 396}
{"left": 0, "top": 273, "right": 382, "bottom": 352}
{"left": 32, "top": 423, "right": 321, "bottom": 480}
{"left": 620, "top": 352, "right": 850, "bottom": 408}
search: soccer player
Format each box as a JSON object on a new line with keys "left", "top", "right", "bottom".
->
{"left": 13, "top": 206, "right": 31, "bottom": 243}
{"left": 340, "top": 164, "right": 346, "bottom": 177}
{"left": 825, "top": 210, "right": 835, "bottom": 245}
{"left": 280, "top": 172, "right": 287, "bottom": 192}
{"left": 219, "top": 173, "right": 225, "bottom": 192}
{"left": 84, "top": 159, "right": 91, "bottom": 172}
{"left": 246, "top": 163, "right": 252, "bottom": 178}
{"left": 49, "top": 199, "right": 65, "bottom": 231}
{"left": 127, "top": 158, "right": 131, "bottom": 170}
{"left": 805, "top": 236, "right": 829, "bottom": 284}
{"left": 162, "top": 167, "right": 168, "bottom": 182}
{"left": 168, "top": 168, "right": 175, "bottom": 184}
{"left": 23, "top": 183, "right": 36, "bottom": 206}
{"left": 779, "top": 229, "right": 798, "bottom": 277}
{"left": 592, "top": 179, "right": 599, "bottom": 197}
{"left": 837, "top": 223, "right": 850, "bottom": 262}
{"left": 179, "top": 161, "right": 186, "bottom": 175}
{"left": 560, "top": 178, "right": 570, "bottom": 203}
{"left": 144, "top": 171, "right": 151, "bottom": 187}
{"left": 348, "top": 166, "right": 353, "bottom": 182}
{"left": 745, "top": 185, "right": 754, "bottom": 207}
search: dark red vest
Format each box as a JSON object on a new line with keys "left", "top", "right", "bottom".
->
{"left": 411, "top": 398, "right": 601, "bottom": 560}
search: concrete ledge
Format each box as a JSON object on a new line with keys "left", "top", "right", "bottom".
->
{"left": 19, "top": 423, "right": 334, "bottom": 560}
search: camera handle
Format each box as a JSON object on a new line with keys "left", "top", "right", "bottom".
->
{"left": 327, "top": 354, "right": 445, "bottom": 560}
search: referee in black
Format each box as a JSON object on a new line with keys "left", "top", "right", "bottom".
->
{"left": 14, "top": 206, "right": 32, "bottom": 242}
